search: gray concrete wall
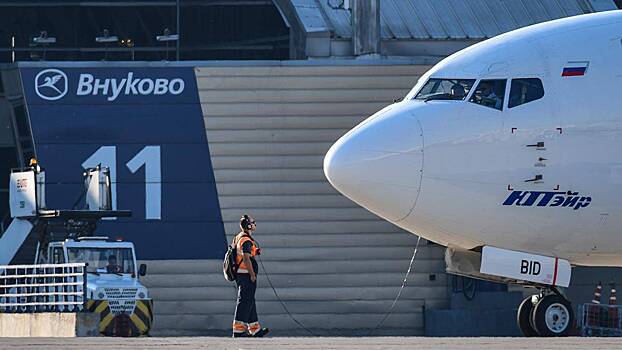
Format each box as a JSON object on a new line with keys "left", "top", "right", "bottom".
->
{"left": 140, "top": 62, "right": 451, "bottom": 336}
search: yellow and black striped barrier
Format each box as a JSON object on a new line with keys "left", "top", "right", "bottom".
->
{"left": 85, "top": 299, "right": 153, "bottom": 337}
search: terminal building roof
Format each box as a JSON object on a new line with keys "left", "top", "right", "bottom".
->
{"left": 0, "top": 0, "right": 617, "bottom": 62}
{"left": 276, "top": 0, "right": 619, "bottom": 58}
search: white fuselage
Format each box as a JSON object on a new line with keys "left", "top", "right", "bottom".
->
{"left": 324, "top": 11, "right": 622, "bottom": 267}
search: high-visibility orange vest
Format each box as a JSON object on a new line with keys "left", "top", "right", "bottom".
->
{"left": 234, "top": 232, "right": 258, "bottom": 273}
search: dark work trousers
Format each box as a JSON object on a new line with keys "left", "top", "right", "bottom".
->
{"left": 234, "top": 273, "right": 258, "bottom": 327}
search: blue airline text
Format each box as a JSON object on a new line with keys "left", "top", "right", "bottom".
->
{"left": 503, "top": 191, "right": 592, "bottom": 210}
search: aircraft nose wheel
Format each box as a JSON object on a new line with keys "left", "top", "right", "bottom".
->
{"left": 531, "top": 294, "right": 574, "bottom": 336}
{"left": 517, "top": 296, "right": 538, "bottom": 336}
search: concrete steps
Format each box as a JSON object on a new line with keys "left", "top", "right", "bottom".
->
{"left": 154, "top": 312, "right": 424, "bottom": 330}
{"left": 206, "top": 116, "right": 368, "bottom": 131}
{"left": 194, "top": 65, "right": 429, "bottom": 77}
{"left": 197, "top": 76, "right": 418, "bottom": 91}
{"left": 208, "top": 129, "right": 349, "bottom": 143}
{"left": 143, "top": 63, "right": 444, "bottom": 336}
{"left": 142, "top": 257, "right": 444, "bottom": 275}
{"left": 219, "top": 195, "right": 363, "bottom": 209}
{"left": 221, "top": 220, "right": 404, "bottom": 234}
{"left": 200, "top": 89, "right": 405, "bottom": 104}
{"left": 245, "top": 232, "right": 423, "bottom": 248}
{"left": 143, "top": 271, "right": 447, "bottom": 289}
{"left": 149, "top": 285, "right": 447, "bottom": 302}
{"left": 153, "top": 299, "right": 448, "bottom": 316}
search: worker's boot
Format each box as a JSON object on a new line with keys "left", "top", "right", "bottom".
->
{"left": 232, "top": 332, "right": 250, "bottom": 338}
{"left": 252, "top": 328, "right": 270, "bottom": 337}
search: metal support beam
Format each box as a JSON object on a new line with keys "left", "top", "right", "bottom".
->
{"left": 0, "top": 1, "right": 273, "bottom": 6}
{"left": 352, "top": 0, "right": 380, "bottom": 56}
{"left": 176, "top": 0, "right": 180, "bottom": 60}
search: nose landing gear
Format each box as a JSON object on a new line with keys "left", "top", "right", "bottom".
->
{"left": 517, "top": 289, "right": 574, "bottom": 337}
{"left": 517, "top": 295, "right": 538, "bottom": 337}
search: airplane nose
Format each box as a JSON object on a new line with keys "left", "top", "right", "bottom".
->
{"left": 324, "top": 108, "right": 423, "bottom": 222}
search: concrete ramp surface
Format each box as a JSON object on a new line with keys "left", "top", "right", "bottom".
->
{"left": 1, "top": 337, "right": 622, "bottom": 350}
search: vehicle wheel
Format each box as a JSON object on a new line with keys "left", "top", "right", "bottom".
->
{"left": 532, "top": 294, "right": 574, "bottom": 336}
{"left": 517, "top": 296, "right": 538, "bottom": 337}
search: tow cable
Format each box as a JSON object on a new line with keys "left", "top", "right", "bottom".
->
{"left": 258, "top": 256, "right": 318, "bottom": 336}
{"left": 258, "top": 235, "right": 422, "bottom": 336}
{"left": 369, "top": 235, "right": 422, "bottom": 335}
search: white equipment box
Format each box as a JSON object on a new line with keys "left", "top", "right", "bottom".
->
{"left": 9, "top": 170, "right": 37, "bottom": 218}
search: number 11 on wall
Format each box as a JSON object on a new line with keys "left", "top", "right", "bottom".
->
{"left": 82, "top": 146, "right": 161, "bottom": 220}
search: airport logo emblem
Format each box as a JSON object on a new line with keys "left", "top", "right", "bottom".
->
{"left": 35, "top": 69, "right": 68, "bottom": 101}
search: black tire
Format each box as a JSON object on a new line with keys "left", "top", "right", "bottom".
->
{"left": 532, "top": 295, "right": 574, "bottom": 337}
{"left": 517, "top": 296, "right": 538, "bottom": 337}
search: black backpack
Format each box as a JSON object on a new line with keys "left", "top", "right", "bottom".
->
{"left": 223, "top": 243, "right": 238, "bottom": 282}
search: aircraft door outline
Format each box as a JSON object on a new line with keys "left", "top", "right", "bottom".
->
{"left": 504, "top": 76, "right": 560, "bottom": 191}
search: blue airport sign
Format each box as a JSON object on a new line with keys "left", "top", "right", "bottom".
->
{"left": 20, "top": 66, "right": 227, "bottom": 260}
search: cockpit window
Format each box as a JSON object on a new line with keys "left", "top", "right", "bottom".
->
{"left": 469, "top": 79, "right": 507, "bottom": 111}
{"left": 414, "top": 79, "right": 475, "bottom": 101}
{"left": 508, "top": 78, "right": 544, "bottom": 108}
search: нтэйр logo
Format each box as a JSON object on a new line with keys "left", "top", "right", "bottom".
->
{"left": 35, "top": 69, "right": 68, "bottom": 101}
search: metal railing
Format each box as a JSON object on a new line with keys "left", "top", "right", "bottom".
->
{"left": 0, "top": 263, "right": 86, "bottom": 313}
{"left": 579, "top": 303, "right": 622, "bottom": 336}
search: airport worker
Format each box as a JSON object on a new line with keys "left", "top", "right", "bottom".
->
{"left": 106, "top": 255, "right": 122, "bottom": 273}
{"left": 29, "top": 158, "right": 41, "bottom": 173}
{"left": 232, "top": 214, "right": 269, "bottom": 338}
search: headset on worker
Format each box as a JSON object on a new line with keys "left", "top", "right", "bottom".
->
{"left": 240, "top": 214, "right": 256, "bottom": 232}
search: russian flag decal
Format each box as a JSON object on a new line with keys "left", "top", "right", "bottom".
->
{"left": 562, "top": 61, "right": 589, "bottom": 77}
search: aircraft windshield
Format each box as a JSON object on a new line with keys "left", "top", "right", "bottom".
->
{"left": 67, "top": 247, "right": 135, "bottom": 274}
{"left": 414, "top": 79, "right": 475, "bottom": 101}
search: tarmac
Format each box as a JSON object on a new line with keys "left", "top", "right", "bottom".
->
{"left": 1, "top": 337, "right": 622, "bottom": 350}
